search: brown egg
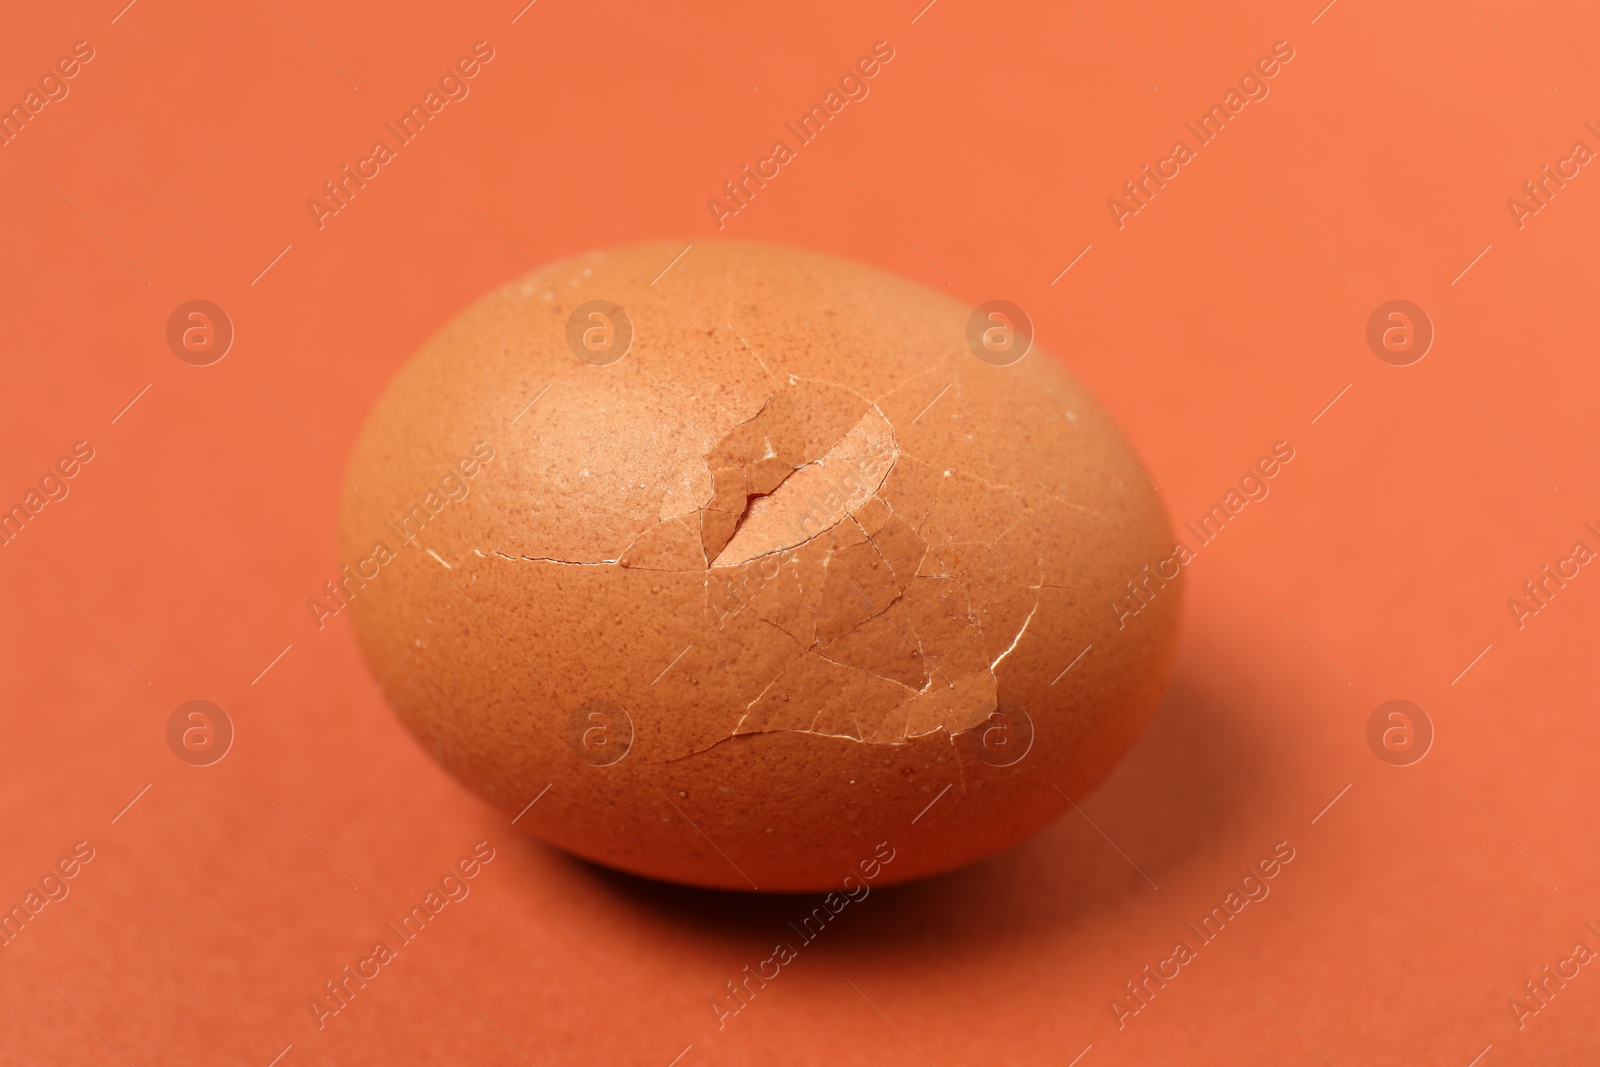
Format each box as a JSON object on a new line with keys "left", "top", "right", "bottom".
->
{"left": 340, "top": 240, "right": 1182, "bottom": 891}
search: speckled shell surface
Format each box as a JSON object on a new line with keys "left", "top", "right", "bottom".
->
{"left": 340, "top": 240, "right": 1183, "bottom": 891}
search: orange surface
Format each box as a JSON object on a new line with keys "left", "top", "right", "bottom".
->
{"left": 2, "top": 1, "right": 1598, "bottom": 1063}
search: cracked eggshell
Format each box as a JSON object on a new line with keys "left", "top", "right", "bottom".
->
{"left": 340, "top": 239, "right": 1183, "bottom": 892}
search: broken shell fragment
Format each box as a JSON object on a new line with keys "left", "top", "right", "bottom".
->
{"left": 341, "top": 240, "right": 1183, "bottom": 891}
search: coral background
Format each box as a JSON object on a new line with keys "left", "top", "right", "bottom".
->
{"left": 2, "top": 0, "right": 1598, "bottom": 1063}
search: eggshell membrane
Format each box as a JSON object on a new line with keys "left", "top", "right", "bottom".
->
{"left": 340, "top": 240, "right": 1182, "bottom": 891}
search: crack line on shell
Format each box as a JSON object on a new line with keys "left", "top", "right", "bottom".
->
{"left": 490, "top": 437, "right": 1107, "bottom": 574}
{"left": 725, "top": 322, "right": 775, "bottom": 380}
{"left": 658, "top": 717, "right": 992, "bottom": 763}
{"left": 704, "top": 453, "right": 820, "bottom": 563}
{"left": 704, "top": 449, "right": 899, "bottom": 573}
{"left": 724, "top": 508, "right": 1036, "bottom": 746}
{"left": 708, "top": 406, "right": 901, "bottom": 569}
{"left": 835, "top": 525, "right": 951, "bottom": 693}
{"left": 466, "top": 374, "right": 1077, "bottom": 754}
{"left": 625, "top": 394, "right": 903, "bottom": 572}
{"left": 988, "top": 601, "right": 1038, "bottom": 671}
{"left": 478, "top": 550, "right": 620, "bottom": 566}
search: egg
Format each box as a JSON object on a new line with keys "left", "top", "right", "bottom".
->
{"left": 341, "top": 240, "right": 1182, "bottom": 891}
